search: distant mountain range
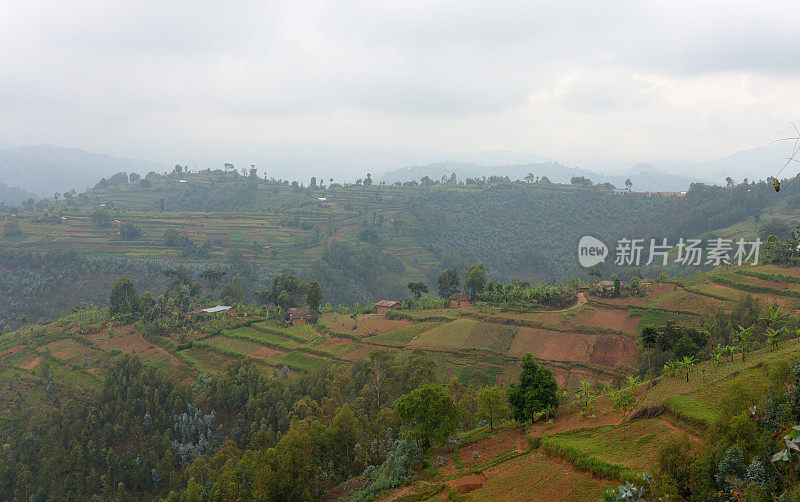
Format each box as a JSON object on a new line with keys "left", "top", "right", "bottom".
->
{"left": 0, "top": 140, "right": 793, "bottom": 199}
{"left": 0, "top": 182, "right": 36, "bottom": 205}
{"left": 378, "top": 161, "right": 702, "bottom": 192}
{"left": 0, "top": 145, "right": 166, "bottom": 197}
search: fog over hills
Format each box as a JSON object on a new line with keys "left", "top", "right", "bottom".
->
{"left": 0, "top": 145, "right": 166, "bottom": 197}
{"left": 0, "top": 140, "right": 792, "bottom": 201}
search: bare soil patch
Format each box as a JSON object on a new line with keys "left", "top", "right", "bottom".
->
{"left": 509, "top": 328, "right": 636, "bottom": 370}
{"left": 324, "top": 313, "right": 411, "bottom": 336}
{"left": 20, "top": 356, "right": 41, "bottom": 370}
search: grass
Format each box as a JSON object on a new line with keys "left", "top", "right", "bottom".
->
{"left": 280, "top": 351, "right": 329, "bottom": 371}
{"left": 546, "top": 420, "right": 690, "bottom": 473}
{"left": 364, "top": 321, "right": 442, "bottom": 346}
{"left": 539, "top": 437, "right": 635, "bottom": 482}
{"left": 409, "top": 319, "right": 479, "bottom": 349}
{"left": 202, "top": 335, "right": 263, "bottom": 355}
{"left": 223, "top": 326, "right": 301, "bottom": 349}
{"left": 465, "top": 322, "right": 517, "bottom": 352}
{"left": 465, "top": 451, "right": 616, "bottom": 501}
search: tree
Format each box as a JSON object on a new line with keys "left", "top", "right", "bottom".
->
{"left": 396, "top": 382, "right": 459, "bottom": 450}
{"left": 759, "top": 305, "right": 788, "bottom": 331}
{"left": 466, "top": 263, "right": 487, "bottom": 300}
{"left": 570, "top": 176, "right": 593, "bottom": 187}
{"left": 109, "top": 276, "right": 139, "bottom": 320}
{"left": 3, "top": 219, "right": 21, "bottom": 237}
{"left": 758, "top": 218, "right": 791, "bottom": 241}
{"left": 625, "top": 178, "right": 632, "bottom": 190}
{"left": 524, "top": 173, "right": 535, "bottom": 184}
{"left": 734, "top": 325, "right": 755, "bottom": 361}
{"left": 119, "top": 223, "right": 141, "bottom": 240}
{"left": 575, "top": 380, "right": 594, "bottom": 409}
{"left": 476, "top": 386, "right": 509, "bottom": 430}
{"left": 92, "top": 209, "right": 111, "bottom": 227}
{"left": 220, "top": 275, "right": 245, "bottom": 303}
{"left": 725, "top": 176, "right": 734, "bottom": 188}
{"left": 507, "top": 354, "right": 559, "bottom": 423}
{"left": 407, "top": 281, "right": 428, "bottom": 299}
{"left": 198, "top": 269, "right": 226, "bottom": 297}
{"left": 437, "top": 267, "right": 460, "bottom": 298}
{"left": 765, "top": 326, "right": 785, "bottom": 351}
{"left": 305, "top": 281, "right": 323, "bottom": 311}
{"left": 589, "top": 267, "right": 602, "bottom": 282}
{"left": 276, "top": 290, "right": 292, "bottom": 311}
{"left": 673, "top": 335, "right": 699, "bottom": 359}
{"left": 363, "top": 173, "right": 373, "bottom": 186}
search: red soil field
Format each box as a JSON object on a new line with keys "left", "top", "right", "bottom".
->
{"left": 92, "top": 329, "right": 179, "bottom": 366}
{"left": 508, "top": 328, "right": 637, "bottom": 370}
{"left": 20, "top": 356, "right": 41, "bottom": 370}
{"left": 324, "top": 314, "right": 411, "bottom": 336}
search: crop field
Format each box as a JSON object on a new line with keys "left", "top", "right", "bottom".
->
{"left": 409, "top": 318, "right": 479, "bottom": 349}
{"left": 181, "top": 345, "right": 242, "bottom": 372}
{"left": 464, "top": 322, "right": 517, "bottom": 352}
{"left": 363, "top": 321, "right": 442, "bottom": 346}
{"left": 321, "top": 313, "right": 411, "bottom": 336}
{"left": 223, "top": 326, "right": 302, "bottom": 349}
{"left": 642, "top": 337, "right": 800, "bottom": 424}
{"left": 91, "top": 329, "right": 179, "bottom": 366}
{"left": 561, "top": 306, "right": 640, "bottom": 334}
{"left": 280, "top": 351, "right": 330, "bottom": 371}
{"left": 202, "top": 335, "right": 264, "bottom": 355}
{"left": 546, "top": 419, "right": 697, "bottom": 473}
{"left": 508, "top": 327, "right": 637, "bottom": 370}
{"left": 453, "top": 451, "right": 615, "bottom": 501}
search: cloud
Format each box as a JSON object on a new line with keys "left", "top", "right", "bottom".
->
{"left": 0, "top": 0, "right": 798, "bottom": 169}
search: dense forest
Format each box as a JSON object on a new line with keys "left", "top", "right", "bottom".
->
{"left": 409, "top": 184, "right": 671, "bottom": 280}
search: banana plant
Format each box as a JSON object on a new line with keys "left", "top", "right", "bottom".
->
{"left": 759, "top": 305, "right": 788, "bottom": 330}
{"left": 711, "top": 344, "right": 724, "bottom": 369}
{"left": 765, "top": 326, "right": 786, "bottom": 351}
{"left": 701, "top": 321, "right": 716, "bottom": 346}
{"left": 679, "top": 355, "right": 696, "bottom": 382}
{"left": 662, "top": 360, "right": 676, "bottom": 378}
{"left": 734, "top": 325, "right": 755, "bottom": 362}
{"left": 725, "top": 344, "right": 737, "bottom": 363}
{"left": 576, "top": 380, "right": 594, "bottom": 409}
{"left": 625, "top": 375, "right": 641, "bottom": 386}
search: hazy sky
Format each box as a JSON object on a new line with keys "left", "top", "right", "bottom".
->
{"left": 2, "top": 0, "right": 800, "bottom": 167}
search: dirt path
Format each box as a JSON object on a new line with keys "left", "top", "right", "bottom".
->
{"left": 551, "top": 292, "right": 587, "bottom": 312}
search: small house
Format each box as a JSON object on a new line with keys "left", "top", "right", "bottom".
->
{"left": 192, "top": 305, "right": 235, "bottom": 316}
{"left": 449, "top": 293, "right": 472, "bottom": 309}
{"left": 286, "top": 307, "right": 314, "bottom": 325}
{"left": 577, "top": 283, "right": 590, "bottom": 293}
{"left": 375, "top": 300, "right": 401, "bottom": 315}
{"left": 598, "top": 280, "right": 615, "bottom": 292}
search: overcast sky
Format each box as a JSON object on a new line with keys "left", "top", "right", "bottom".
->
{"left": 2, "top": 0, "right": 800, "bottom": 171}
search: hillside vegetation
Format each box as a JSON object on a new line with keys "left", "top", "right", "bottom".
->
{"left": 5, "top": 168, "right": 800, "bottom": 331}
{"left": 2, "top": 256, "right": 800, "bottom": 499}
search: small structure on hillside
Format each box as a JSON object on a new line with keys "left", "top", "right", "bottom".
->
{"left": 287, "top": 307, "right": 314, "bottom": 325}
{"left": 598, "top": 280, "right": 615, "bottom": 292}
{"left": 192, "top": 305, "right": 235, "bottom": 316}
{"left": 577, "top": 283, "right": 590, "bottom": 293}
{"left": 449, "top": 293, "right": 472, "bottom": 308}
{"left": 375, "top": 300, "right": 401, "bottom": 315}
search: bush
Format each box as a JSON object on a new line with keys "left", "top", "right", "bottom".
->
{"left": 119, "top": 222, "right": 142, "bottom": 240}
{"left": 673, "top": 335, "right": 699, "bottom": 359}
